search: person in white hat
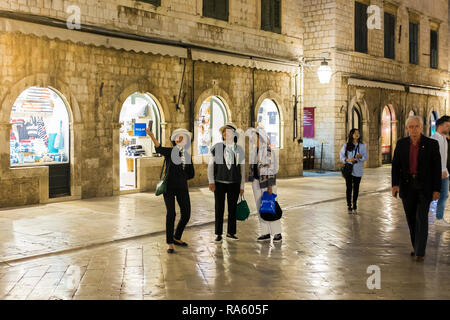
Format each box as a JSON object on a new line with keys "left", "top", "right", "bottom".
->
{"left": 208, "top": 123, "right": 245, "bottom": 242}
{"left": 248, "top": 128, "right": 282, "bottom": 242}
{"left": 147, "top": 126, "right": 194, "bottom": 254}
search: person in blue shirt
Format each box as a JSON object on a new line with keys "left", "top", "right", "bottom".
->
{"left": 339, "top": 128, "right": 367, "bottom": 214}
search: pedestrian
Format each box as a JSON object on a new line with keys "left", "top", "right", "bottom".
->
{"left": 392, "top": 115, "right": 441, "bottom": 262}
{"left": 208, "top": 123, "right": 245, "bottom": 242}
{"left": 147, "top": 126, "right": 195, "bottom": 254}
{"left": 430, "top": 115, "right": 450, "bottom": 226}
{"left": 248, "top": 128, "right": 282, "bottom": 242}
{"left": 339, "top": 128, "right": 367, "bottom": 214}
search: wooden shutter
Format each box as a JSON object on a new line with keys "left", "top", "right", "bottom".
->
{"left": 430, "top": 30, "right": 438, "bottom": 69}
{"left": 355, "top": 2, "right": 368, "bottom": 53}
{"left": 203, "top": 0, "right": 215, "bottom": 18}
{"left": 215, "top": 0, "right": 229, "bottom": 21}
{"left": 140, "top": 0, "right": 161, "bottom": 6}
{"left": 384, "top": 13, "right": 395, "bottom": 59}
{"left": 261, "top": 0, "right": 271, "bottom": 31}
{"left": 272, "top": 0, "right": 281, "bottom": 33}
{"left": 409, "top": 23, "right": 418, "bottom": 64}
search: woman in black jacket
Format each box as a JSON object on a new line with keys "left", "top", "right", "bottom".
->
{"left": 147, "top": 127, "right": 194, "bottom": 253}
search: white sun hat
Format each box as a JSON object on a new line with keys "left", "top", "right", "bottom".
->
{"left": 170, "top": 128, "right": 192, "bottom": 141}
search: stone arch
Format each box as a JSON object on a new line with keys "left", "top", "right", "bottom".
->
{"left": 0, "top": 73, "right": 83, "bottom": 200}
{"left": 112, "top": 80, "right": 171, "bottom": 194}
{"left": 112, "top": 79, "right": 170, "bottom": 127}
{"left": 0, "top": 73, "right": 82, "bottom": 124}
{"left": 194, "top": 86, "right": 233, "bottom": 123}
{"left": 379, "top": 104, "right": 398, "bottom": 165}
{"left": 254, "top": 90, "right": 286, "bottom": 149}
{"left": 193, "top": 87, "right": 233, "bottom": 156}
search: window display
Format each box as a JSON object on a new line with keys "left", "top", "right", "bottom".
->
{"left": 257, "top": 99, "right": 280, "bottom": 148}
{"left": 119, "top": 92, "right": 162, "bottom": 189}
{"left": 10, "top": 87, "right": 70, "bottom": 167}
{"left": 197, "top": 96, "right": 227, "bottom": 155}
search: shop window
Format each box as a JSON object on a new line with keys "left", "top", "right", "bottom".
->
{"left": 384, "top": 12, "right": 395, "bottom": 59}
{"left": 409, "top": 22, "right": 419, "bottom": 65}
{"left": 203, "top": 0, "right": 229, "bottom": 21}
{"left": 430, "top": 30, "right": 438, "bottom": 69}
{"left": 257, "top": 99, "right": 281, "bottom": 149}
{"left": 355, "top": 2, "right": 368, "bottom": 53}
{"left": 352, "top": 105, "right": 362, "bottom": 133}
{"left": 381, "top": 105, "right": 396, "bottom": 164}
{"left": 197, "top": 96, "right": 227, "bottom": 155}
{"left": 119, "top": 92, "right": 162, "bottom": 190}
{"left": 10, "top": 87, "right": 70, "bottom": 167}
{"left": 261, "top": 0, "right": 281, "bottom": 34}
{"left": 430, "top": 111, "right": 438, "bottom": 136}
{"left": 138, "top": 0, "right": 161, "bottom": 6}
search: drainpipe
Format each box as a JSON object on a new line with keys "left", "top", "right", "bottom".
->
{"left": 190, "top": 53, "right": 195, "bottom": 138}
{"left": 251, "top": 68, "right": 255, "bottom": 127}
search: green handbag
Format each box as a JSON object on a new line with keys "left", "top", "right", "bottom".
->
{"left": 236, "top": 195, "right": 251, "bottom": 221}
{"left": 155, "top": 159, "right": 168, "bottom": 196}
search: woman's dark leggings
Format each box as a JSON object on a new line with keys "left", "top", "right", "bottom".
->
{"left": 345, "top": 175, "right": 362, "bottom": 209}
{"left": 163, "top": 187, "right": 191, "bottom": 244}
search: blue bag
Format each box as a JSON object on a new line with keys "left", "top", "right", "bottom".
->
{"left": 259, "top": 191, "right": 277, "bottom": 214}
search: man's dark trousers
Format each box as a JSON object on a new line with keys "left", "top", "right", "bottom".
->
{"left": 401, "top": 177, "right": 431, "bottom": 257}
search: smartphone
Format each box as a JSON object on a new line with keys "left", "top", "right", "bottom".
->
{"left": 394, "top": 191, "right": 398, "bottom": 198}
{"left": 148, "top": 120, "right": 153, "bottom": 132}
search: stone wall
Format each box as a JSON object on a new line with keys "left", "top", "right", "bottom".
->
{"left": 0, "top": 0, "right": 303, "bottom": 60}
{"left": 302, "top": 0, "right": 450, "bottom": 170}
{"left": 0, "top": 31, "right": 301, "bottom": 208}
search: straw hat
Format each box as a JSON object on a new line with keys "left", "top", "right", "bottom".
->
{"left": 170, "top": 128, "right": 192, "bottom": 141}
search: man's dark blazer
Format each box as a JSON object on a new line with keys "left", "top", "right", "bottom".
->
{"left": 392, "top": 134, "right": 441, "bottom": 201}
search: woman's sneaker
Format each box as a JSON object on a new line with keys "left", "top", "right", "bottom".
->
{"left": 226, "top": 234, "right": 239, "bottom": 241}
{"left": 347, "top": 206, "right": 353, "bottom": 214}
{"left": 257, "top": 234, "right": 271, "bottom": 242}
{"left": 273, "top": 234, "right": 282, "bottom": 242}
{"left": 215, "top": 235, "right": 222, "bottom": 242}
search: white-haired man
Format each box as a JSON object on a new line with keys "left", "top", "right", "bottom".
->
{"left": 392, "top": 116, "right": 441, "bottom": 262}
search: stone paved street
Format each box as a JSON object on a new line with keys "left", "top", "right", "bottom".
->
{"left": 1, "top": 166, "right": 450, "bottom": 300}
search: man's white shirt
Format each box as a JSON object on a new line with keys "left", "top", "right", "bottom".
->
{"left": 431, "top": 131, "right": 449, "bottom": 176}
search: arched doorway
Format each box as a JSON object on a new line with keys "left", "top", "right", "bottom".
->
{"left": 119, "top": 92, "right": 162, "bottom": 190}
{"left": 197, "top": 96, "right": 228, "bottom": 155}
{"left": 10, "top": 86, "right": 71, "bottom": 197}
{"left": 351, "top": 104, "right": 362, "bottom": 133}
{"left": 381, "top": 105, "right": 397, "bottom": 164}
{"left": 429, "top": 110, "right": 439, "bottom": 136}
{"left": 257, "top": 99, "right": 281, "bottom": 148}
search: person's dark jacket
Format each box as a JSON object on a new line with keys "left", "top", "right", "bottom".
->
{"left": 156, "top": 145, "right": 194, "bottom": 189}
{"left": 392, "top": 134, "right": 441, "bottom": 201}
{"left": 447, "top": 138, "right": 450, "bottom": 173}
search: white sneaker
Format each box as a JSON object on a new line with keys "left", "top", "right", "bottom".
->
{"left": 435, "top": 219, "right": 450, "bottom": 227}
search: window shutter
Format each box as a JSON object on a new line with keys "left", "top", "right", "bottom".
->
{"left": 140, "top": 0, "right": 161, "bottom": 6}
{"left": 261, "top": 0, "right": 271, "bottom": 31}
{"left": 430, "top": 30, "right": 438, "bottom": 69}
{"left": 203, "top": 0, "right": 215, "bottom": 18}
{"left": 272, "top": 0, "right": 281, "bottom": 33}
{"left": 355, "top": 2, "right": 368, "bottom": 53}
{"left": 384, "top": 13, "right": 395, "bottom": 59}
{"left": 215, "top": 0, "right": 229, "bottom": 21}
{"left": 409, "top": 22, "right": 418, "bottom": 65}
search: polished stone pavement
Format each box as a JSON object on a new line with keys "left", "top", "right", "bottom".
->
{"left": 1, "top": 166, "right": 450, "bottom": 300}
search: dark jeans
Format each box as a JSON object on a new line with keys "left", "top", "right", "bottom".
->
{"left": 401, "top": 179, "right": 431, "bottom": 257}
{"left": 163, "top": 186, "right": 191, "bottom": 244}
{"left": 214, "top": 182, "right": 240, "bottom": 236}
{"left": 345, "top": 175, "right": 362, "bottom": 208}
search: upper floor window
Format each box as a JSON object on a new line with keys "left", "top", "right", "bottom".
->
{"left": 261, "top": 0, "right": 281, "bottom": 34}
{"left": 139, "top": 0, "right": 161, "bottom": 6}
{"left": 409, "top": 22, "right": 419, "bottom": 65}
{"left": 430, "top": 30, "right": 438, "bottom": 69}
{"left": 384, "top": 12, "right": 395, "bottom": 59}
{"left": 355, "top": 2, "right": 368, "bottom": 53}
{"left": 203, "top": 0, "right": 229, "bottom": 21}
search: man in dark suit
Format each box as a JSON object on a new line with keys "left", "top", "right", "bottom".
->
{"left": 392, "top": 116, "right": 441, "bottom": 262}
